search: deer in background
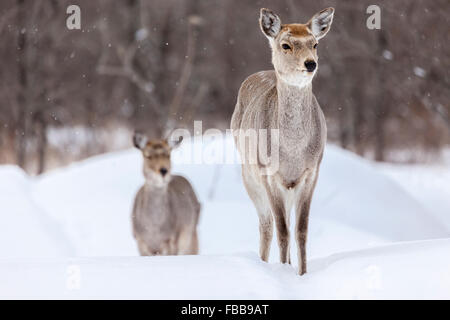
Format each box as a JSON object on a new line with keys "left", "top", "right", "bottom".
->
{"left": 231, "top": 8, "right": 334, "bottom": 275}
{"left": 125, "top": 15, "right": 204, "bottom": 257}
{"left": 131, "top": 132, "right": 200, "bottom": 256}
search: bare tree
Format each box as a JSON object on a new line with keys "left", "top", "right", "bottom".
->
{"left": 0, "top": 0, "right": 448, "bottom": 172}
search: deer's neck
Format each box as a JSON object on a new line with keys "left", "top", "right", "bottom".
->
{"left": 144, "top": 179, "right": 169, "bottom": 193}
{"left": 276, "top": 78, "right": 314, "bottom": 133}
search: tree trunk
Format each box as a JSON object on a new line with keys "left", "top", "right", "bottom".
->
{"left": 35, "top": 116, "right": 47, "bottom": 175}
{"left": 352, "top": 72, "right": 366, "bottom": 156}
{"left": 127, "top": 0, "right": 143, "bottom": 124}
{"left": 374, "top": 31, "right": 388, "bottom": 162}
{"left": 16, "top": 0, "right": 29, "bottom": 169}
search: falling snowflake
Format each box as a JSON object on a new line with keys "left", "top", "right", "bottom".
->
{"left": 382, "top": 50, "right": 393, "bottom": 60}
{"left": 135, "top": 28, "right": 148, "bottom": 41}
{"left": 413, "top": 67, "right": 426, "bottom": 78}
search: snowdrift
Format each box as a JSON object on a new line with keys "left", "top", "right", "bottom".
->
{"left": 2, "top": 239, "right": 449, "bottom": 299}
{"left": 0, "top": 135, "right": 449, "bottom": 299}
{"left": 0, "top": 166, "right": 73, "bottom": 257}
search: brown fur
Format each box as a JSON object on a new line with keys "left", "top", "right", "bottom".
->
{"left": 131, "top": 136, "right": 201, "bottom": 256}
{"left": 231, "top": 8, "right": 334, "bottom": 275}
{"left": 281, "top": 24, "right": 311, "bottom": 37}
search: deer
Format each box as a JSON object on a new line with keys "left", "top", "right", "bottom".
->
{"left": 131, "top": 132, "right": 201, "bottom": 256}
{"left": 231, "top": 8, "right": 334, "bottom": 275}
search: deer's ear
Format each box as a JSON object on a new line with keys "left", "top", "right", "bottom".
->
{"left": 307, "top": 7, "right": 334, "bottom": 40}
{"left": 167, "top": 134, "right": 183, "bottom": 150}
{"left": 260, "top": 8, "right": 281, "bottom": 38}
{"left": 133, "top": 132, "right": 148, "bottom": 150}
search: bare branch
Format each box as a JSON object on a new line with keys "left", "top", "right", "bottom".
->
{"left": 182, "top": 82, "right": 208, "bottom": 127}
{"left": 0, "top": 7, "right": 18, "bottom": 35}
{"left": 96, "top": 19, "right": 160, "bottom": 109}
{"left": 165, "top": 15, "right": 203, "bottom": 132}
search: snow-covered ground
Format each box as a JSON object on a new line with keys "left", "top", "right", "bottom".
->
{"left": 0, "top": 135, "right": 449, "bottom": 299}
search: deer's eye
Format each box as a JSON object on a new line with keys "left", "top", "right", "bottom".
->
{"left": 282, "top": 43, "right": 291, "bottom": 50}
{"left": 313, "top": 43, "right": 318, "bottom": 49}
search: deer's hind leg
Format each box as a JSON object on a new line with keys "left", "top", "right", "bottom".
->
{"left": 136, "top": 238, "right": 151, "bottom": 256}
{"left": 176, "top": 227, "right": 198, "bottom": 255}
{"left": 295, "top": 169, "right": 319, "bottom": 275}
{"left": 189, "top": 229, "right": 199, "bottom": 255}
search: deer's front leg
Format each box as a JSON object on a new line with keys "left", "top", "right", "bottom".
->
{"left": 295, "top": 171, "right": 319, "bottom": 275}
{"left": 266, "top": 188, "right": 290, "bottom": 264}
{"left": 258, "top": 212, "right": 273, "bottom": 262}
{"left": 274, "top": 210, "right": 290, "bottom": 264}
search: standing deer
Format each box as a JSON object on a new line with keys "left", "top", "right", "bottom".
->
{"left": 131, "top": 132, "right": 200, "bottom": 256}
{"left": 231, "top": 8, "right": 334, "bottom": 275}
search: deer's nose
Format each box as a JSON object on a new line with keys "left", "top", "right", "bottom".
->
{"left": 160, "top": 168, "right": 168, "bottom": 176}
{"left": 304, "top": 60, "right": 316, "bottom": 72}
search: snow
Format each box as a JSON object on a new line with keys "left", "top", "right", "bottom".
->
{"left": 377, "top": 162, "right": 450, "bottom": 230}
{"left": 0, "top": 134, "right": 449, "bottom": 299}
{"left": 382, "top": 50, "right": 393, "bottom": 60}
{"left": 2, "top": 240, "right": 450, "bottom": 299}
{"left": 414, "top": 66, "right": 426, "bottom": 78}
{"left": 135, "top": 28, "right": 149, "bottom": 41}
{"left": 0, "top": 166, "right": 74, "bottom": 258}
